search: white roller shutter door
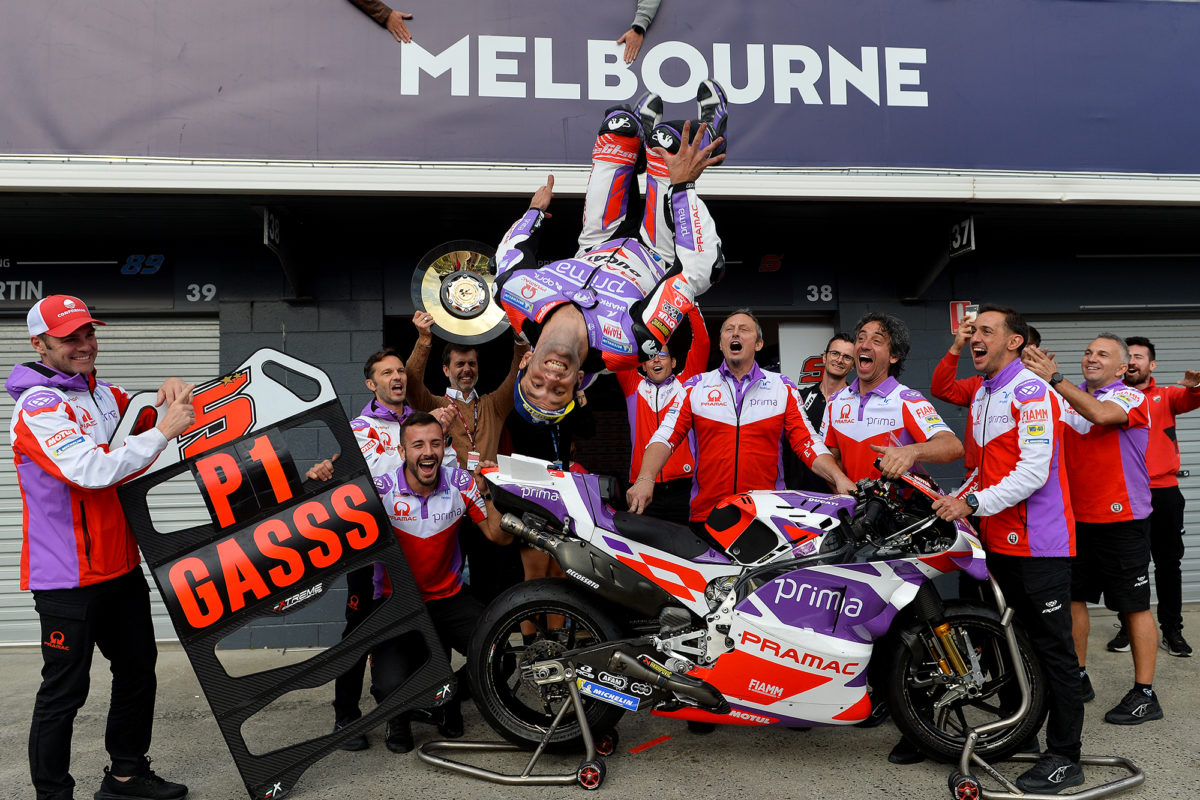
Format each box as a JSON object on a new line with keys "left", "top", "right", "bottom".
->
{"left": 1028, "top": 315, "right": 1200, "bottom": 606}
{"left": 0, "top": 317, "right": 219, "bottom": 644}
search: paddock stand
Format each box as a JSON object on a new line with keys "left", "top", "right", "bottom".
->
{"left": 417, "top": 660, "right": 618, "bottom": 790}
{"left": 947, "top": 579, "right": 1145, "bottom": 800}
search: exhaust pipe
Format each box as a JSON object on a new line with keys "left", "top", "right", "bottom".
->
{"left": 607, "top": 651, "right": 729, "bottom": 713}
{"left": 500, "top": 513, "right": 561, "bottom": 552}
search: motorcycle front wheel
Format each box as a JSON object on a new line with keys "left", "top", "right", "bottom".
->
{"left": 886, "top": 603, "right": 1047, "bottom": 763}
{"left": 468, "top": 578, "right": 627, "bottom": 750}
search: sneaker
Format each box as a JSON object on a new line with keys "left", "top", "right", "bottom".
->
{"left": 633, "top": 92, "right": 663, "bottom": 140}
{"left": 598, "top": 105, "right": 641, "bottom": 139}
{"left": 695, "top": 79, "right": 728, "bottom": 156}
{"left": 1080, "top": 672, "right": 1095, "bottom": 703}
{"left": 1103, "top": 688, "right": 1164, "bottom": 725}
{"left": 94, "top": 760, "right": 187, "bottom": 800}
{"left": 1015, "top": 753, "right": 1084, "bottom": 794}
{"left": 887, "top": 736, "right": 925, "bottom": 765}
{"left": 1162, "top": 628, "right": 1193, "bottom": 658}
{"left": 435, "top": 701, "right": 464, "bottom": 739}
{"left": 1106, "top": 623, "right": 1130, "bottom": 653}
{"left": 385, "top": 717, "right": 415, "bottom": 754}
{"left": 333, "top": 718, "right": 368, "bottom": 751}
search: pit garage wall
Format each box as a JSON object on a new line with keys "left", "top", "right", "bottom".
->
{"left": 2, "top": 197, "right": 1198, "bottom": 647}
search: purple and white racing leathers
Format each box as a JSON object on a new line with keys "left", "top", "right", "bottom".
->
{"left": 493, "top": 115, "right": 723, "bottom": 378}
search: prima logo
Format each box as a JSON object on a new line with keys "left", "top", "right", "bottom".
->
{"left": 772, "top": 577, "right": 862, "bottom": 617}
{"left": 521, "top": 486, "right": 560, "bottom": 502}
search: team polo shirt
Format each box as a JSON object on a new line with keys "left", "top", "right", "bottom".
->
{"left": 1137, "top": 378, "right": 1200, "bottom": 488}
{"left": 371, "top": 464, "right": 487, "bottom": 602}
{"left": 1061, "top": 380, "right": 1151, "bottom": 523}
{"left": 968, "top": 360, "right": 1074, "bottom": 557}
{"left": 821, "top": 376, "right": 952, "bottom": 481}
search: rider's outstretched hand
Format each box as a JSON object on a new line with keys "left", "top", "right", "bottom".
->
{"left": 655, "top": 121, "right": 726, "bottom": 185}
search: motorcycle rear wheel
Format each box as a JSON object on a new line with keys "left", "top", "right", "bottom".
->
{"left": 886, "top": 603, "right": 1047, "bottom": 763}
{"left": 468, "top": 578, "right": 627, "bottom": 750}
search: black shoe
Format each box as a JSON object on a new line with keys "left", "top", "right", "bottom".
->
{"left": 1015, "top": 753, "right": 1084, "bottom": 794}
{"left": 94, "top": 760, "right": 187, "bottom": 800}
{"left": 333, "top": 718, "right": 369, "bottom": 751}
{"left": 1106, "top": 624, "right": 1130, "bottom": 653}
{"left": 1162, "top": 628, "right": 1193, "bottom": 657}
{"left": 385, "top": 717, "right": 415, "bottom": 753}
{"left": 1080, "top": 672, "right": 1095, "bottom": 703}
{"left": 435, "top": 702, "right": 464, "bottom": 739}
{"left": 855, "top": 698, "right": 890, "bottom": 728}
{"left": 686, "top": 721, "right": 716, "bottom": 734}
{"left": 1104, "top": 688, "right": 1164, "bottom": 725}
{"left": 887, "top": 736, "right": 925, "bottom": 765}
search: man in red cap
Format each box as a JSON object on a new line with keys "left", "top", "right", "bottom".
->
{"left": 8, "top": 295, "right": 197, "bottom": 800}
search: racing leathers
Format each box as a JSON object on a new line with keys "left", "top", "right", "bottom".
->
{"left": 493, "top": 114, "right": 723, "bottom": 382}
{"left": 648, "top": 362, "right": 829, "bottom": 522}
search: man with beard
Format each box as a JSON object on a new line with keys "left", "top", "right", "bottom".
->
{"left": 819, "top": 311, "right": 962, "bottom": 765}
{"left": 494, "top": 83, "right": 728, "bottom": 427}
{"left": 615, "top": 305, "right": 710, "bottom": 523}
{"left": 1023, "top": 335, "right": 1161, "bottom": 726}
{"left": 931, "top": 305, "right": 1083, "bottom": 794}
{"left": 783, "top": 332, "right": 854, "bottom": 492}
{"left": 368, "top": 413, "right": 511, "bottom": 753}
{"left": 822, "top": 312, "right": 963, "bottom": 483}
{"left": 317, "top": 348, "right": 456, "bottom": 750}
{"left": 1103, "top": 337, "right": 1199, "bottom": 658}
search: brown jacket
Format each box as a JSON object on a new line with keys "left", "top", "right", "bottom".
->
{"left": 405, "top": 339, "right": 527, "bottom": 464}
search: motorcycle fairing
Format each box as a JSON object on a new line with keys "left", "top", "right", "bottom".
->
{"left": 599, "top": 533, "right": 740, "bottom": 614}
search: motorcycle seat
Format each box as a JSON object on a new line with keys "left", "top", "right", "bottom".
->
{"left": 611, "top": 511, "right": 718, "bottom": 560}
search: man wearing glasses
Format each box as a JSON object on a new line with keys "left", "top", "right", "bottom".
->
{"left": 785, "top": 333, "right": 855, "bottom": 491}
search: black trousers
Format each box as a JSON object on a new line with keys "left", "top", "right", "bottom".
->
{"left": 987, "top": 553, "right": 1083, "bottom": 763}
{"left": 371, "top": 590, "right": 484, "bottom": 705}
{"left": 30, "top": 568, "right": 158, "bottom": 800}
{"left": 332, "top": 565, "right": 378, "bottom": 722}
{"left": 645, "top": 477, "right": 694, "bottom": 526}
{"left": 1149, "top": 485, "right": 1187, "bottom": 632}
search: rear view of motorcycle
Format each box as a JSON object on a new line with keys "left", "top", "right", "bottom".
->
{"left": 456, "top": 454, "right": 1047, "bottom": 787}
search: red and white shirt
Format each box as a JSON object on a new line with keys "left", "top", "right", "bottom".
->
{"left": 371, "top": 464, "right": 487, "bottom": 602}
{"left": 1137, "top": 378, "right": 1200, "bottom": 489}
{"left": 351, "top": 399, "right": 456, "bottom": 476}
{"left": 821, "top": 377, "right": 952, "bottom": 482}
{"left": 649, "top": 362, "right": 828, "bottom": 521}
{"left": 967, "top": 360, "right": 1074, "bottom": 557}
{"left": 1061, "top": 380, "right": 1151, "bottom": 523}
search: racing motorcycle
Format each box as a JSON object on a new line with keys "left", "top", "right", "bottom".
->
{"left": 468, "top": 454, "right": 1046, "bottom": 769}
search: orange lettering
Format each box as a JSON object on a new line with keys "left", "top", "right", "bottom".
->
{"left": 194, "top": 452, "right": 244, "bottom": 528}
{"left": 168, "top": 557, "right": 224, "bottom": 629}
{"left": 253, "top": 518, "right": 306, "bottom": 588}
{"left": 248, "top": 435, "right": 294, "bottom": 505}
{"left": 216, "top": 538, "right": 271, "bottom": 613}
{"left": 293, "top": 501, "right": 343, "bottom": 568}
{"left": 332, "top": 484, "right": 382, "bottom": 550}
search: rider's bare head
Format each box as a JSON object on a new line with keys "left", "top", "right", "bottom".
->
{"left": 514, "top": 342, "right": 583, "bottom": 424}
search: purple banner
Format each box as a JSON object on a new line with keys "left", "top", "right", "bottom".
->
{"left": 2, "top": 0, "right": 1199, "bottom": 173}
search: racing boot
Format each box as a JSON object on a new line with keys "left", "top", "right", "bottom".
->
{"left": 597, "top": 105, "right": 643, "bottom": 141}
{"left": 633, "top": 92, "right": 663, "bottom": 145}
{"left": 695, "top": 79, "right": 728, "bottom": 157}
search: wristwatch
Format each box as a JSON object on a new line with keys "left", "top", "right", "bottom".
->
{"left": 965, "top": 493, "right": 980, "bottom": 512}
{"left": 1048, "top": 372, "right": 1064, "bottom": 388}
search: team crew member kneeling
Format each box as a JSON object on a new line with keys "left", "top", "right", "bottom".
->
{"left": 367, "top": 412, "right": 512, "bottom": 753}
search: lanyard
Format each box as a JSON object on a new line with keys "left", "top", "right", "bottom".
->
{"left": 448, "top": 394, "right": 480, "bottom": 450}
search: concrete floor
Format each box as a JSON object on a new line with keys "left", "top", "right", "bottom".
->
{"left": 1, "top": 607, "right": 1197, "bottom": 800}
